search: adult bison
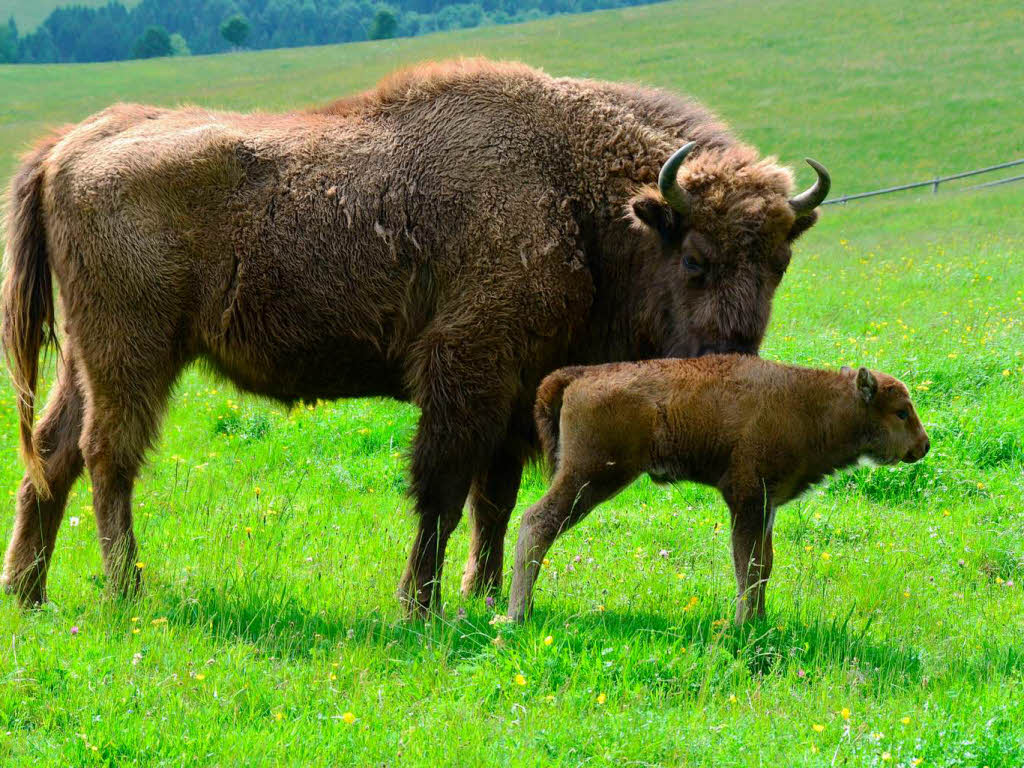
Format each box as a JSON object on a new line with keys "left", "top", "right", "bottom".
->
{"left": 1, "top": 59, "right": 829, "bottom": 614}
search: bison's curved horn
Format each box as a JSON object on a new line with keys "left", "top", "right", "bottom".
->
{"left": 789, "top": 158, "right": 831, "bottom": 214}
{"left": 658, "top": 141, "right": 697, "bottom": 217}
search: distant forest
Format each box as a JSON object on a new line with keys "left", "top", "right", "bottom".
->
{"left": 0, "top": 0, "right": 663, "bottom": 64}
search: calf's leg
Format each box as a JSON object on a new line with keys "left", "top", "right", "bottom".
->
{"left": 460, "top": 444, "right": 523, "bottom": 597}
{"left": 507, "top": 467, "right": 632, "bottom": 621}
{"left": 729, "top": 498, "right": 775, "bottom": 624}
{"left": 2, "top": 355, "right": 85, "bottom": 605}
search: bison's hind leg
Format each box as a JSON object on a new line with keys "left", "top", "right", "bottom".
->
{"left": 507, "top": 463, "right": 634, "bottom": 621}
{"left": 2, "top": 353, "right": 86, "bottom": 606}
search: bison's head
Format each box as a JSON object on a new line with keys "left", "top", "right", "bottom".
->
{"left": 628, "top": 142, "right": 829, "bottom": 357}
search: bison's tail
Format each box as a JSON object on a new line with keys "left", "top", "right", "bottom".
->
{"left": 2, "top": 139, "right": 59, "bottom": 498}
{"left": 534, "top": 366, "right": 587, "bottom": 475}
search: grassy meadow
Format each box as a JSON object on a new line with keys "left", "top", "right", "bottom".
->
{"left": 1, "top": 0, "right": 1023, "bottom": 764}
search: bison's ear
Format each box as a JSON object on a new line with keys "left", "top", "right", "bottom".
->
{"left": 787, "top": 210, "right": 819, "bottom": 242}
{"left": 856, "top": 367, "right": 878, "bottom": 403}
{"left": 629, "top": 189, "right": 684, "bottom": 243}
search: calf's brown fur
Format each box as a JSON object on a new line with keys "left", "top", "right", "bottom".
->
{"left": 2, "top": 58, "right": 830, "bottom": 613}
{"left": 508, "top": 356, "right": 929, "bottom": 623}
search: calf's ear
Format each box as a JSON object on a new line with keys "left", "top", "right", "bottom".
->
{"left": 856, "top": 367, "right": 878, "bottom": 403}
{"left": 629, "top": 189, "right": 683, "bottom": 243}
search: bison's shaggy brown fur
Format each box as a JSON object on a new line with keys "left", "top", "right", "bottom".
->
{"left": 507, "top": 356, "right": 929, "bottom": 623}
{"left": 2, "top": 58, "right": 826, "bottom": 613}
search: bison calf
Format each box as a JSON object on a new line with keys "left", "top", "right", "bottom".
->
{"left": 507, "top": 355, "right": 929, "bottom": 623}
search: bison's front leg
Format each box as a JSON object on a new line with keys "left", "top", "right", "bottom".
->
{"left": 727, "top": 494, "right": 775, "bottom": 625}
{"left": 398, "top": 442, "right": 475, "bottom": 617}
{"left": 460, "top": 444, "right": 524, "bottom": 598}
{"left": 398, "top": 390, "right": 509, "bottom": 616}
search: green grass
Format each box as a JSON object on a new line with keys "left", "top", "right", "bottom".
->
{"left": 1, "top": 0, "right": 1023, "bottom": 765}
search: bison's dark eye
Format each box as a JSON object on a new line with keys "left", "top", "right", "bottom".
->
{"left": 896, "top": 409, "right": 909, "bottom": 421}
{"left": 682, "top": 254, "right": 704, "bottom": 275}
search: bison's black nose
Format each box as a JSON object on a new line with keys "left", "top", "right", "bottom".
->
{"left": 921, "top": 439, "right": 930, "bottom": 457}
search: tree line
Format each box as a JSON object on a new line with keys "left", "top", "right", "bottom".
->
{"left": 0, "top": 0, "right": 663, "bottom": 64}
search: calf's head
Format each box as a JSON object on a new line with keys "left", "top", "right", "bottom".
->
{"left": 629, "top": 143, "right": 829, "bottom": 357}
{"left": 847, "top": 367, "right": 930, "bottom": 464}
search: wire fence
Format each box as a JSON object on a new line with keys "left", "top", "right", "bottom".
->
{"left": 822, "top": 158, "right": 1024, "bottom": 205}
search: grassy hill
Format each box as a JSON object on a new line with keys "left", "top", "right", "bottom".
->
{"left": 1, "top": 0, "right": 1023, "bottom": 765}
{"left": 2, "top": 0, "right": 1022, "bottom": 187}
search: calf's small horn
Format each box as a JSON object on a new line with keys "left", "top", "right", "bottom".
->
{"left": 789, "top": 158, "right": 831, "bottom": 214}
{"left": 658, "top": 141, "right": 697, "bottom": 217}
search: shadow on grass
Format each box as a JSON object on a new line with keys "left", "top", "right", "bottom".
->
{"left": 156, "top": 574, "right": 924, "bottom": 689}
{"left": 529, "top": 604, "right": 925, "bottom": 682}
{"left": 154, "top": 579, "right": 506, "bottom": 662}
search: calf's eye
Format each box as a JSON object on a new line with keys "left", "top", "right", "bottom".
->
{"left": 682, "top": 254, "right": 703, "bottom": 274}
{"left": 896, "top": 409, "right": 909, "bottom": 421}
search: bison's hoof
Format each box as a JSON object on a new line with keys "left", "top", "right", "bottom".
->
{"left": 1, "top": 573, "right": 46, "bottom": 608}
